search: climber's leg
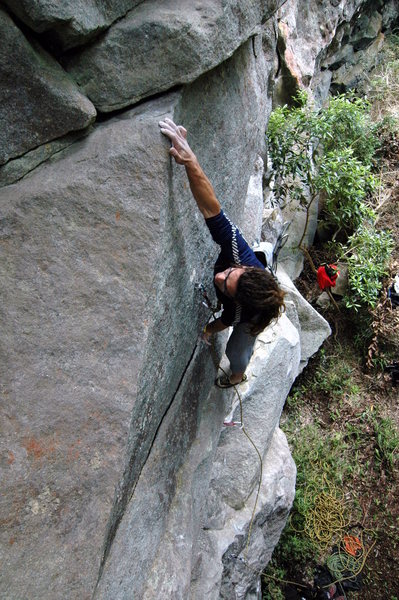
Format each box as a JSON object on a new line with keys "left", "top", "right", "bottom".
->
{"left": 225, "top": 323, "right": 256, "bottom": 384}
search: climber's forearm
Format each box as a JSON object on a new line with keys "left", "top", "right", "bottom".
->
{"left": 204, "top": 317, "right": 228, "bottom": 335}
{"left": 185, "top": 158, "right": 221, "bottom": 219}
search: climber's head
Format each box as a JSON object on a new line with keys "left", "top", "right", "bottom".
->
{"left": 235, "top": 267, "right": 286, "bottom": 335}
{"left": 214, "top": 266, "right": 246, "bottom": 298}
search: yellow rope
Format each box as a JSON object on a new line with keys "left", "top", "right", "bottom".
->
{"left": 200, "top": 291, "right": 378, "bottom": 595}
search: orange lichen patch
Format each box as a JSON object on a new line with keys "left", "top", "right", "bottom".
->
{"left": 279, "top": 20, "right": 289, "bottom": 42}
{"left": 22, "top": 435, "right": 58, "bottom": 461}
{"left": 7, "top": 451, "right": 15, "bottom": 464}
{"left": 284, "top": 47, "right": 302, "bottom": 84}
{"left": 278, "top": 21, "right": 303, "bottom": 85}
{"left": 23, "top": 437, "right": 46, "bottom": 460}
{"left": 67, "top": 439, "right": 82, "bottom": 462}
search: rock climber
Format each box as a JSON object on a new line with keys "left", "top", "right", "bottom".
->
{"left": 159, "top": 118, "right": 285, "bottom": 388}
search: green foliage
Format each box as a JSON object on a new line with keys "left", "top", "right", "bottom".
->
{"left": 341, "top": 225, "right": 394, "bottom": 309}
{"left": 267, "top": 92, "right": 315, "bottom": 207}
{"left": 267, "top": 91, "right": 393, "bottom": 308}
{"left": 315, "top": 94, "right": 379, "bottom": 163}
{"left": 267, "top": 92, "right": 379, "bottom": 231}
{"left": 372, "top": 415, "right": 399, "bottom": 473}
{"left": 262, "top": 563, "right": 286, "bottom": 600}
{"left": 292, "top": 346, "right": 359, "bottom": 401}
{"left": 315, "top": 148, "right": 377, "bottom": 231}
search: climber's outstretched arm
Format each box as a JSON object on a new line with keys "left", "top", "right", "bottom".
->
{"left": 159, "top": 118, "right": 221, "bottom": 219}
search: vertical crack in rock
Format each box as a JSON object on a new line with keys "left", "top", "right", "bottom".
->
{"left": 96, "top": 339, "right": 199, "bottom": 586}
{"left": 96, "top": 161, "right": 201, "bottom": 586}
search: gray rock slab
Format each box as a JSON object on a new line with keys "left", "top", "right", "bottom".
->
{"left": 2, "top": 0, "right": 144, "bottom": 50}
{"left": 65, "top": 0, "right": 284, "bottom": 112}
{"left": 331, "top": 34, "right": 384, "bottom": 91}
{"left": 333, "top": 262, "right": 349, "bottom": 297}
{"left": 0, "top": 25, "right": 278, "bottom": 594}
{"left": 94, "top": 340, "right": 228, "bottom": 600}
{"left": 277, "top": 192, "right": 319, "bottom": 280}
{"left": 277, "top": 267, "right": 331, "bottom": 372}
{"left": 191, "top": 427, "right": 296, "bottom": 600}
{"left": 0, "top": 94, "right": 179, "bottom": 599}
{"left": 0, "top": 128, "right": 93, "bottom": 188}
{"left": 0, "top": 9, "right": 96, "bottom": 165}
{"left": 240, "top": 156, "right": 265, "bottom": 248}
{"left": 96, "top": 30, "right": 279, "bottom": 597}
{"left": 206, "top": 314, "right": 300, "bottom": 518}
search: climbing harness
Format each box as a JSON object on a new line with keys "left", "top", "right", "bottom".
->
{"left": 253, "top": 221, "right": 290, "bottom": 277}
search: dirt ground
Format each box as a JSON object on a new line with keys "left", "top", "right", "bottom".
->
{"left": 280, "top": 137, "right": 399, "bottom": 598}
{"left": 264, "top": 118, "right": 399, "bottom": 600}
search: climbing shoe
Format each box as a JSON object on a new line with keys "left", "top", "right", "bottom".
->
{"left": 215, "top": 374, "right": 247, "bottom": 388}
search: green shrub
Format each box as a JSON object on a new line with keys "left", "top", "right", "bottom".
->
{"left": 341, "top": 225, "right": 394, "bottom": 309}
{"left": 267, "top": 92, "right": 393, "bottom": 309}
{"left": 372, "top": 415, "right": 399, "bottom": 473}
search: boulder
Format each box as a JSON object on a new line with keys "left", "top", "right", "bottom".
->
{"left": 0, "top": 27, "right": 278, "bottom": 597}
{"left": 95, "top": 314, "right": 299, "bottom": 599}
{"left": 277, "top": 267, "right": 331, "bottom": 372}
{"left": 0, "top": 9, "right": 96, "bottom": 166}
{"left": 0, "top": 94, "right": 178, "bottom": 599}
{"left": 192, "top": 428, "right": 296, "bottom": 600}
{"left": 94, "top": 340, "right": 229, "bottom": 600}
{"left": 65, "top": 0, "right": 285, "bottom": 112}
{"left": 207, "top": 314, "right": 300, "bottom": 517}
{"left": 2, "top": 0, "right": 144, "bottom": 50}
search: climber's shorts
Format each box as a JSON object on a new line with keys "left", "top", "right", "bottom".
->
{"left": 226, "top": 322, "right": 257, "bottom": 373}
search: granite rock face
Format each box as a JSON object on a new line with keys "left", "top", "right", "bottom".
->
{"left": 2, "top": 0, "right": 145, "bottom": 50}
{"left": 0, "top": 0, "right": 394, "bottom": 597}
{"left": 0, "top": 95, "right": 177, "bottom": 599}
{"left": 0, "top": 8, "right": 96, "bottom": 166}
{"left": 65, "top": 0, "right": 285, "bottom": 112}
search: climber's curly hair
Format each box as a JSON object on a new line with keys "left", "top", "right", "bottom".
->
{"left": 236, "top": 267, "right": 286, "bottom": 336}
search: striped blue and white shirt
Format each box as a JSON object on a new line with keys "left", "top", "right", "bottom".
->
{"left": 205, "top": 210, "right": 264, "bottom": 327}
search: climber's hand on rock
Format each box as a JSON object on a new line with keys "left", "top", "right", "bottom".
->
{"left": 159, "top": 118, "right": 196, "bottom": 165}
{"left": 201, "top": 328, "right": 212, "bottom": 346}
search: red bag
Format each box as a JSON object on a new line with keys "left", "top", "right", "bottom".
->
{"left": 317, "top": 264, "right": 339, "bottom": 290}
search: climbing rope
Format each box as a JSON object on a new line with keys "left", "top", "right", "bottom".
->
{"left": 325, "top": 531, "right": 377, "bottom": 589}
{"left": 198, "top": 285, "right": 377, "bottom": 590}
{"left": 199, "top": 284, "right": 263, "bottom": 559}
{"left": 263, "top": 469, "right": 377, "bottom": 593}
{"left": 288, "top": 474, "right": 351, "bottom": 550}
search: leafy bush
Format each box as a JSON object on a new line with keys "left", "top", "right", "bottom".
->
{"left": 315, "top": 148, "right": 377, "bottom": 233}
{"left": 267, "top": 92, "right": 393, "bottom": 308}
{"left": 341, "top": 225, "right": 394, "bottom": 309}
